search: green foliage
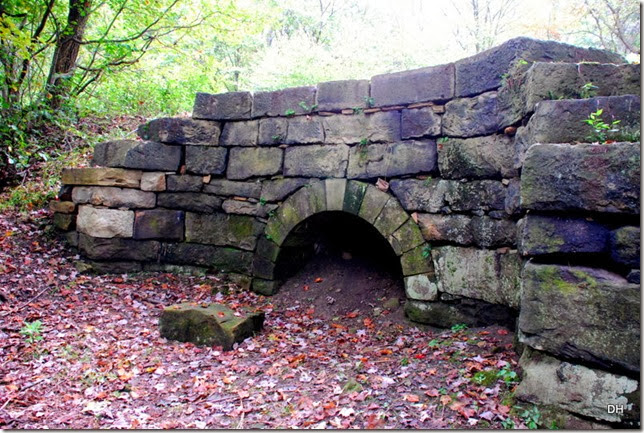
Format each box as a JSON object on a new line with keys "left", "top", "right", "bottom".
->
{"left": 472, "top": 370, "right": 499, "bottom": 386}
{"left": 579, "top": 82, "right": 598, "bottom": 99}
{"left": 359, "top": 138, "right": 369, "bottom": 147}
{"left": 364, "top": 97, "right": 375, "bottom": 108}
{"left": 584, "top": 108, "right": 620, "bottom": 143}
{"left": 20, "top": 320, "right": 44, "bottom": 344}
{"left": 450, "top": 323, "right": 468, "bottom": 332}
{"left": 437, "top": 137, "right": 449, "bottom": 144}
{"left": 259, "top": 197, "right": 267, "bottom": 206}
{"left": 400, "top": 357, "right": 410, "bottom": 366}
{"left": 517, "top": 405, "right": 542, "bottom": 429}
{"left": 284, "top": 108, "right": 296, "bottom": 117}
{"left": 421, "top": 244, "right": 432, "bottom": 258}
{"left": 498, "top": 366, "right": 519, "bottom": 384}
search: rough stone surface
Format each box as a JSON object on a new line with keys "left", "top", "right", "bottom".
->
{"left": 322, "top": 111, "right": 401, "bottom": 144}
{"left": 390, "top": 179, "right": 448, "bottom": 213}
{"left": 167, "top": 175, "right": 203, "bottom": 192}
{"left": 401, "top": 107, "right": 442, "bottom": 139}
{"left": 134, "top": 209, "right": 184, "bottom": 240}
{"left": 252, "top": 278, "right": 280, "bottom": 296}
{"left": 49, "top": 201, "right": 75, "bottom": 214}
{"left": 62, "top": 168, "right": 142, "bottom": 188}
{"left": 347, "top": 140, "right": 437, "bottom": 179}
{"left": 438, "top": 135, "right": 517, "bottom": 179}
{"left": 373, "top": 197, "right": 409, "bottom": 238}
{"left": 417, "top": 213, "right": 473, "bottom": 245}
{"left": 470, "top": 216, "right": 516, "bottom": 248}
{"left": 227, "top": 147, "right": 283, "bottom": 180}
{"left": 283, "top": 144, "right": 349, "bottom": 178}
{"left": 138, "top": 117, "right": 220, "bottom": 145}
{"left": 258, "top": 117, "right": 288, "bottom": 145}
{"left": 78, "top": 233, "right": 160, "bottom": 261}
{"left": 220, "top": 120, "right": 259, "bottom": 146}
{"left": 433, "top": 246, "right": 521, "bottom": 308}
{"left": 273, "top": 181, "right": 326, "bottom": 234}
{"left": 157, "top": 193, "right": 222, "bottom": 213}
{"left": 260, "top": 178, "right": 309, "bottom": 201}
{"left": 518, "top": 214, "right": 609, "bottom": 256}
{"left": 286, "top": 116, "right": 324, "bottom": 144}
{"left": 516, "top": 348, "right": 639, "bottom": 424}
{"left": 204, "top": 179, "right": 262, "bottom": 198}
{"left": 324, "top": 178, "right": 347, "bottom": 211}
{"left": 405, "top": 298, "right": 516, "bottom": 329}
{"left": 404, "top": 274, "right": 438, "bottom": 301}
{"left": 159, "top": 302, "right": 264, "bottom": 350}
{"left": 77, "top": 206, "right": 134, "bottom": 238}
{"left": 93, "top": 140, "right": 181, "bottom": 171}
{"left": 357, "top": 186, "right": 390, "bottom": 224}
{"left": 222, "top": 199, "right": 263, "bottom": 216}
{"left": 443, "top": 92, "right": 501, "bottom": 137}
{"left": 609, "top": 226, "right": 640, "bottom": 268}
{"left": 185, "top": 212, "right": 263, "bottom": 251}
{"left": 316, "top": 79, "right": 370, "bottom": 111}
{"left": 72, "top": 186, "right": 156, "bottom": 209}
{"left": 519, "top": 263, "right": 640, "bottom": 373}
{"left": 445, "top": 180, "right": 507, "bottom": 212}
{"left": 192, "top": 91, "right": 252, "bottom": 120}
{"left": 400, "top": 244, "right": 433, "bottom": 276}
{"left": 53, "top": 213, "right": 74, "bottom": 231}
{"left": 252, "top": 86, "right": 316, "bottom": 118}
{"left": 371, "top": 63, "right": 455, "bottom": 106}
{"left": 521, "top": 142, "right": 640, "bottom": 214}
{"left": 161, "top": 242, "right": 253, "bottom": 274}
{"left": 185, "top": 146, "right": 228, "bottom": 175}
{"left": 140, "top": 172, "right": 166, "bottom": 192}
{"left": 390, "top": 218, "right": 425, "bottom": 256}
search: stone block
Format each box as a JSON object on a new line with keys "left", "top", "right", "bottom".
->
{"left": 220, "top": 120, "right": 259, "bottom": 146}
{"left": 516, "top": 348, "right": 639, "bottom": 424}
{"left": 252, "top": 255, "right": 275, "bottom": 280}
{"left": 204, "top": 179, "right": 262, "bottom": 198}
{"left": 140, "top": 172, "right": 166, "bottom": 191}
{"left": 404, "top": 298, "right": 516, "bottom": 329}
{"left": 53, "top": 213, "right": 74, "bottom": 231}
{"left": 137, "top": 117, "right": 220, "bottom": 145}
{"left": 504, "top": 178, "right": 521, "bottom": 215}
{"left": 161, "top": 242, "right": 253, "bottom": 274}
{"left": 93, "top": 140, "right": 181, "bottom": 171}
{"left": 49, "top": 200, "right": 75, "bottom": 214}
{"left": 286, "top": 116, "right": 324, "bottom": 144}
{"left": 373, "top": 197, "right": 409, "bottom": 238}
{"left": 404, "top": 273, "right": 438, "bottom": 301}
{"left": 438, "top": 135, "right": 517, "bottom": 179}
{"left": 82, "top": 260, "right": 143, "bottom": 274}
{"left": 227, "top": 147, "right": 283, "bottom": 180}
{"left": 609, "top": 226, "right": 640, "bottom": 268}
{"left": 357, "top": 185, "right": 390, "bottom": 224}
{"left": 445, "top": 180, "right": 507, "bottom": 212}
{"left": 167, "top": 174, "right": 203, "bottom": 192}
{"left": 222, "top": 199, "right": 263, "bottom": 216}
{"left": 390, "top": 179, "right": 448, "bottom": 213}
{"left": 159, "top": 302, "right": 264, "bottom": 350}
{"left": 258, "top": 117, "right": 288, "bottom": 145}
{"left": 252, "top": 86, "right": 316, "bottom": 117}
{"left": 471, "top": 216, "right": 516, "bottom": 248}
{"left": 78, "top": 233, "right": 160, "bottom": 261}
{"left": 192, "top": 91, "right": 252, "bottom": 120}
{"left": 316, "top": 79, "right": 370, "bottom": 111}
{"left": 342, "top": 181, "right": 368, "bottom": 215}
{"left": 390, "top": 218, "right": 425, "bottom": 255}
{"left": 433, "top": 246, "right": 521, "bottom": 308}
{"left": 400, "top": 244, "right": 433, "bottom": 276}
{"left": 283, "top": 144, "right": 349, "bottom": 178}
{"left": 417, "top": 213, "right": 473, "bottom": 245}
{"left": 185, "top": 212, "right": 263, "bottom": 251}
{"left": 77, "top": 205, "right": 134, "bottom": 238}
{"left": 521, "top": 142, "right": 640, "bottom": 214}
{"left": 518, "top": 214, "right": 609, "bottom": 256}
{"left": 322, "top": 111, "right": 400, "bottom": 144}
{"left": 324, "top": 178, "right": 347, "bottom": 211}
{"left": 370, "top": 63, "right": 454, "bottom": 106}
{"left": 401, "top": 107, "right": 442, "bottom": 139}
{"left": 347, "top": 140, "right": 437, "bottom": 179}
{"left": 442, "top": 92, "right": 501, "bottom": 137}
{"left": 252, "top": 278, "right": 280, "bottom": 296}
{"left": 62, "top": 168, "right": 142, "bottom": 188}
{"left": 255, "top": 236, "right": 280, "bottom": 262}
{"left": 134, "top": 209, "right": 184, "bottom": 240}
{"left": 185, "top": 146, "right": 227, "bottom": 175}
{"left": 260, "top": 178, "right": 309, "bottom": 201}
{"left": 519, "top": 263, "right": 640, "bottom": 373}
{"left": 157, "top": 192, "right": 222, "bottom": 213}
{"left": 72, "top": 186, "right": 156, "bottom": 209}
{"left": 274, "top": 181, "right": 326, "bottom": 232}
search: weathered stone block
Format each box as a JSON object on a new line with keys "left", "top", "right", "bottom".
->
{"left": 140, "top": 172, "right": 166, "bottom": 191}
{"left": 433, "top": 246, "right": 521, "bottom": 308}
{"left": 72, "top": 186, "right": 156, "bottom": 209}
{"left": 445, "top": 180, "right": 507, "bottom": 212}
{"left": 192, "top": 91, "right": 252, "bottom": 120}
{"left": 157, "top": 192, "right": 222, "bottom": 213}
{"left": 322, "top": 111, "right": 400, "bottom": 144}
{"left": 357, "top": 185, "right": 390, "bottom": 224}
{"left": 371, "top": 63, "right": 454, "bottom": 106}
{"left": 167, "top": 174, "right": 203, "bottom": 192}
{"left": 255, "top": 236, "right": 280, "bottom": 262}
{"left": 78, "top": 233, "right": 160, "bottom": 261}
{"left": 252, "top": 86, "right": 316, "bottom": 117}
{"left": 324, "top": 178, "right": 347, "bottom": 211}
{"left": 53, "top": 213, "right": 74, "bottom": 231}
{"left": 347, "top": 140, "right": 437, "bottom": 179}
{"left": 401, "top": 107, "right": 441, "bottom": 139}
{"left": 185, "top": 146, "right": 227, "bottom": 175}
{"left": 252, "top": 278, "right": 280, "bottom": 296}
{"left": 161, "top": 242, "right": 253, "bottom": 274}
{"left": 275, "top": 181, "right": 326, "bottom": 232}
{"left": 77, "top": 205, "right": 134, "bottom": 238}
{"left": 49, "top": 200, "right": 75, "bottom": 214}
{"left": 343, "top": 181, "right": 368, "bottom": 215}
{"left": 609, "top": 226, "right": 640, "bottom": 268}
{"left": 516, "top": 348, "right": 639, "bottom": 424}
{"left": 159, "top": 302, "right": 264, "bottom": 350}
{"left": 258, "top": 117, "right": 288, "bottom": 145}
{"left": 93, "top": 140, "right": 181, "bottom": 171}
{"left": 442, "top": 92, "right": 501, "bottom": 137}
{"left": 62, "top": 168, "right": 142, "bottom": 188}
{"left": 185, "top": 212, "right": 263, "bottom": 251}
{"left": 283, "top": 144, "right": 349, "bottom": 178}
{"left": 471, "top": 216, "right": 516, "bottom": 248}
{"left": 222, "top": 199, "right": 263, "bottom": 216}
{"left": 400, "top": 244, "right": 432, "bottom": 276}
{"left": 134, "top": 209, "right": 184, "bottom": 240}
{"left": 390, "top": 218, "right": 425, "bottom": 255}
{"left": 316, "top": 79, "right": 370, "bottom": 111}
{"left": 227, "top": 147, "right": 283, "bottom": 180}
{"left": 390, "top": 179, "right": 448, "bottom": 213}
{"left": 404, "top": 298, "right": 516, "bottom": 329}
{"left": 252, "top": 255, "right": 275, "bottom": 280}
{"left": 404, "top": 273, "right": 438, "bottom": 301}
{"left": 260, "top": 178, "right": 308, "bottom": 201}
{"left": 373, "top": 197, "right": 409, "bottom": 238}
{"left": 521, "top": 142, "right": 640, "bottom": 214}
{"left": 519, "top": 263, "right": 640, "bottom": 373}
{"left": 82, "top": 260, "right": 143, "bottom": 274}
{"left": 204, "top": 179, "right": 262, "bottom": 198}
{"left": 417, "top": 214, "right": 473, "bottom": 245}
{"left": 438, "top": 135, "right": 517, "bottom": 179}
{"left": 137, "top": 117, "right": 220, "bottom": 145}
{"left": 518, "top": 214, "right": 609, "bottom": 256}
{"left": 220, "top": 120, "right": 259, "bottom": 146}
{"left": 286, "top": 116, "right": 324, "bottom": 144}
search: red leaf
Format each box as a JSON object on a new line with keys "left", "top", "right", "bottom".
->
{"left": 403, "top": 394, "right": 420, "bottom": 403}
{"left": 497, "top": 329, "right": 509, "bottom": 335}
{"left": 314, "top": 277, "right": 323, "bottom": 283}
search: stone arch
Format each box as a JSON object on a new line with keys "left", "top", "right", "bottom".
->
{"left": 250, "top": 179, "right": 438, "bottom": 304}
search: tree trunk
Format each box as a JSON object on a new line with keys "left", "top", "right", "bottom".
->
{"left": 46, "top": 0, "right": 92, "bottom": 109}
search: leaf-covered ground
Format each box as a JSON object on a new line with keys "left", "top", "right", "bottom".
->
{"left": 0, "top": 210, "right": 528, "bottom": 429}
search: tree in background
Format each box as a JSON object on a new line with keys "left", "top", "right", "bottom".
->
{"left": 578, "top": 0, "right": 640, "bottom": 57}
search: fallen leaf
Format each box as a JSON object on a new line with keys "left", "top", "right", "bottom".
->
{"left": 314, "top": 277, "right": 323, "bottom": 283}
{"left": 403, "top": 394, "right": 420, "bottom": 403}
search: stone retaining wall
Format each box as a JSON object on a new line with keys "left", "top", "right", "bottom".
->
{"left": 52, "top": 37, "right": 640, "bottom": 426}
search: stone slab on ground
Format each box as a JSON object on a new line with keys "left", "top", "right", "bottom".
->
{"left": 159, "top": 302, "right": 264, "bottom": 350}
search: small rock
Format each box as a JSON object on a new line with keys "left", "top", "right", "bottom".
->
{"left": 383, "top": 297, "right": 400, "bottom": 310}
